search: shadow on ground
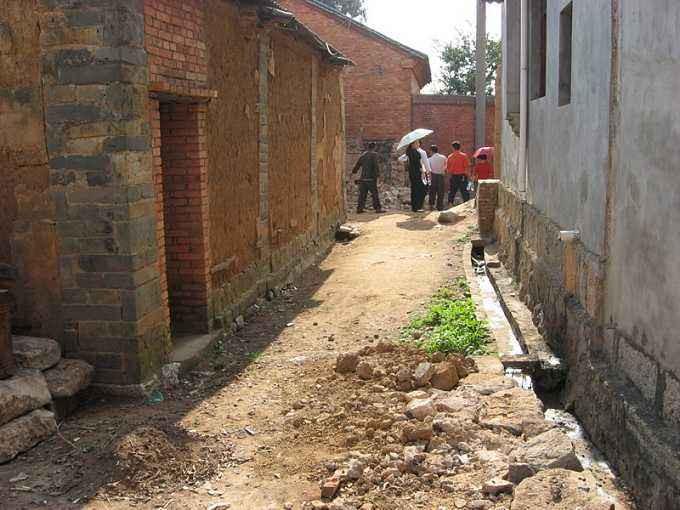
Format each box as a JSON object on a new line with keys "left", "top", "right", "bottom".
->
{"left": 0, "top": 265, "right": 336, "bottom": 509}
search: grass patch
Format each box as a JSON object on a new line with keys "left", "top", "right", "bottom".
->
{"left": 404, "top": 280, "right": 490, "bottom": 356}
{"left": 247, "top": 350, "right": 264, "bottom": 362}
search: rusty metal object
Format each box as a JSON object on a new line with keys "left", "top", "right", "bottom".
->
{"left": 0, "top": 289, "right": 16, "bottom": 379}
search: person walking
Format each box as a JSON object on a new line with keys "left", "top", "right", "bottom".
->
{"left": 399, "top": 140, "right": 428, "bottom": 212}
{"left": 351, "top": 142, "right": 384, "bottom": 213}
{"left": 427, "top": 145, "right": 448, "bottom": 211}
{"left": 447, "top": 141, "right": 470, "bottom": 204}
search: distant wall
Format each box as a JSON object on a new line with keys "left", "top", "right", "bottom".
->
{"left": 412, "top": 95, "right": 496, "bottom": 156}
{"left": 279, "top": 0, "right": 422, "bottom": 144}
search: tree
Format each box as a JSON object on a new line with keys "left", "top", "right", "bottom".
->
{"left": 316, "top": 0, "right": 366, "bottom": 20}
{"left": 439, "top": 31, "right": 501, "bottom": 96}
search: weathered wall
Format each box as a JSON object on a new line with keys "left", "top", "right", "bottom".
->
{"left": 316, "top": 64, "right": 345, "bottom": 224}
{"left": 205, "top": 0, "right": 259, "bottom": 280}
{"left": 279, "top": 0, "right": 424, "bottom": 144}
{"left": 0, "top": 1, "right": 61, "bottom": 340}
{"left": 605, "top": 0, "right": 680, "bottom": 424}
{"left": 3, "top": 0, "right": 346, "bottom": 390}
{"left": 494, "top": 1, "right": 680, "bottom": 507}
{"left": 527, "top": 0, "right": 611, "bottom": 255}
{"left": 40, "top": 0, "right": 170, "bottom": 387}
{"left": 268, "top": 32, "right": 313, "bottom": 248}
{"left": 412, "top": 95, "right": 496, "bottom": 156}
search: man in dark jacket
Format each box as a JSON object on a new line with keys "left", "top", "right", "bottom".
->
{"left": 352, "top": 142, "right": 384, "bottom": 213}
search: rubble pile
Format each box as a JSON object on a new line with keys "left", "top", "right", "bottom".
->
{"left": 346, "top": 184, "right": 412, "bottom": 212}
{"left": 286, "top": 342, "right": 627, "bottom": 510}
{"left": 0, "top": 336, "right": 93, "bottom": 464}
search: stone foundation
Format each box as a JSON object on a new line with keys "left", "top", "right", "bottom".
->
{"left": 494, "top": 183, "right": 680, "bottom": 509}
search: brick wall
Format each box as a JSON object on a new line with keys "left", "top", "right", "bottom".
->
{"left": 476, "top": 179, "right": 499, "bottom": 235}
{"left": 3, "top": 0, "right": 346, "bottom": 390}
{"left": 412, "top": 95, "right": 496, "bottom": 157}
{"left": 158, "top": 102, "right": 211, "bottom": 333}
{"left": 144, "top": 0, "right": 208, "bottom": 95}
{"left": 278, "top": 0, "right": 426, "bottom": 143}
{"left": 149, "top": 99, "right": 170, "bottom": 328}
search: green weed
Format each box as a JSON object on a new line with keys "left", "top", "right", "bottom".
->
{"left": 247, "top": 350, "right": 264, "bottom": 362}
{"left": 404, "top": 282, "right": 490, "bottom": 356}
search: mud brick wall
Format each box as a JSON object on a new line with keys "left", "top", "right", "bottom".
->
{"left": 268, "top": 32, "right": 314, "bottom": 249}
{"left": 279, "top": 0, "right": 422, "bottom": 144}
{"left": 412, "top": 95, "right": 496, "bottom": 156}
{"left": 494, "top": 184, "right": 680, "bottom": 508}
{"left": 205, "top": 0, "right": 259, "bottom": 281}
{"left": 0, "top": 1, "right": 62, "bottom": 340}
{"left": 39, "top": 0, "right": 170, "bottom": 387}
{"left": 316, "top": 65, "right": 345, "bottom": 226}
{"left": 2, "top": 0, "right": 346, "bottom": 390}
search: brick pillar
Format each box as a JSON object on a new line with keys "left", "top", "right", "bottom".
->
{"left": 477, "top": 179, "right": 499, "bottom": 236}
{"left": 40, "top": 0, "right": 170, "bottom": 388}
{"left": 149, "top": 99, "right": 170, "bottom": 328}
{"left": 159, "top": 102, "right": 211, "bottom": 334}
{"left": 310, "top": 57, "right": 320, "bottom": 237}
{"left": 257, "top": 33, "right": 271, "bottom": 258}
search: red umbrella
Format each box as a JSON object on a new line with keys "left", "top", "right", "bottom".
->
{"left": 473, "top": 146, "right": 495, "bottom": 159}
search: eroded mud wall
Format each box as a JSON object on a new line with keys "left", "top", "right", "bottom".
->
{"left": 268, "top": 32, "right": 314, "bottom": 249}
{"left": 0, "top": 1, "right": 61, "bottom": 340}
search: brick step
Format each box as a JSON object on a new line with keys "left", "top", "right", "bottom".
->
{"left": 12, "top": 336, "right": 61, "bottom": 371}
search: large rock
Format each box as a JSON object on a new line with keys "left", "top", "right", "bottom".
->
{"left": 44, "top": 358, "right": 94, "bottom": 398}
{"left": 512, "top": 428, "right": 582, "bottom": 472}
{"left": 511, "top": 469, "right": 616, "bottom": 510}
{"left": 0, "top": 409, "right": 57, "bottom": 463}
{"left": 12, "top": 336, "right": 61, "bottom": 371}
{"left": 406, "top": 398, "right": 436, "bottom": 421}
{"left": 438, "top": 210, "right": 460, "bottom": 224}
{"left": 413, "top": 362, "right": 435, "bottom": 387}
{"left": 462, "top": 373, "right": 516, "bottom": 395}
{"left": 430, "top": 363, "right": 459, "bottom": 390}
{"left": 478, "top": 387, "right": 552, "bottom": 437}
{"left": 0, "top": 370, "right": 51, "bottom": 426}
{"left": 335, "top": 352, "right": 359, "bottom": 374}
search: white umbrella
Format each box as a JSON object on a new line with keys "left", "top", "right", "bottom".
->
{"left": 397, "top": 128, "right": 433, "bottom": 151}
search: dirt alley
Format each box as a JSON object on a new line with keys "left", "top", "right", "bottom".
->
{"left": 0, "top": 207, "right": 480, "bottom": 509}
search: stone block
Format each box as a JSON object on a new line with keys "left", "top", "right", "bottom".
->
{"left": 12, "top": 336, "right": 61, "bottom": 370}
{"left": 663, "top": 374, "right": 680, "bottom": 427}
{"left": 512, "top": 428, "right": 582, "bottom": 473}
{"left": 0, "top": 409, "right": 57, "bottom": 464}
{"left": 0, "top": 370, "right": 52, "bottom": 427}
{"left": 44, "top": 358, "right": 94, "bottom": 398}
{"left": 618, "top": 338, "right": 658, "bottom": 404}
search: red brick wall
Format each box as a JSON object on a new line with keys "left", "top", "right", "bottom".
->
{"left": 278, "top": 0, "right": 423, "bottom": 143}
{"left": 149, "top": 99, "right": 170, "bottom": 329}
{"left": 159, "top": 102, "right": 211, "bottom": 333}
{"left": 412, "top": 95, "right": 496, "bottom": 157}
{"left": 144, "top": 0, "right": 208, "bottom": 94}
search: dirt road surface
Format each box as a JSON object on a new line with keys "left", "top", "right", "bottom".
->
{"left": 0, "top": 208, "right": 476, "bottom": 509}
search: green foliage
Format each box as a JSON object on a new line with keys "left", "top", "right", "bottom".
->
{"left": 439, "top": 30, "right": 501, "bottom": 96}
{"left": 316, "top": 0, "right": 366, "bottom": 20}
{"left": 405, "top": 282, "right": 490, "bottom": 356}
{"left": 247, "top": 351, "right": 264, "bottom": 362}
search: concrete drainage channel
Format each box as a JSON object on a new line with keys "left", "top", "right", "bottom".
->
{"left": 465, "top": 240, "right": 630, "bottom": 505}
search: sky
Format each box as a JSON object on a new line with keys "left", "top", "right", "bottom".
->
{"left": 362, "top": 0, "right": 502, "bottom": 93}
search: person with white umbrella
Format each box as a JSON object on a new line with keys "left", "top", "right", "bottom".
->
{"left": 397, "top": 129, "right": 433, "bottom": 212}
